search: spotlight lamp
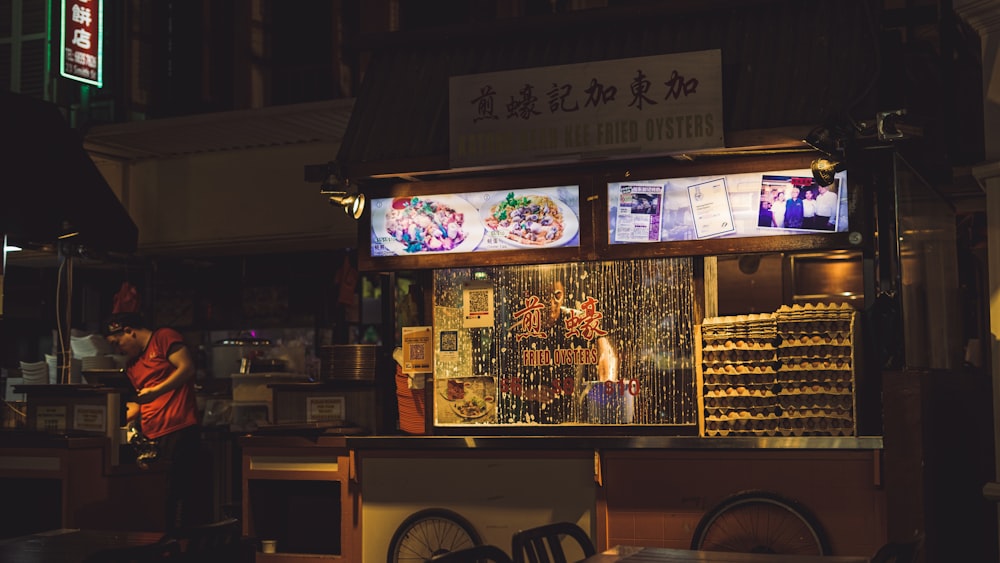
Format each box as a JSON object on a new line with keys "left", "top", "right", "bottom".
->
{"left": 326, "top": 191, "right": 366, "bottom": 220}
{"left": 316, "top": 161, "right": 366, "bottom": 220}
{"left": 810, "top": 157, "right": 845, "bottom": 188}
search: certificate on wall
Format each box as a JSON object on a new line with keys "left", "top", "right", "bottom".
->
{"left": 687, "top": 178, "right": 736, "bottom": 239}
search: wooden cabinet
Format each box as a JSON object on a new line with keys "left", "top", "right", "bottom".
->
{"left": 240, "top": 436, "right": 358, "bottom": 562}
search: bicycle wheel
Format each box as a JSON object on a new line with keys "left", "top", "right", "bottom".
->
{"left": 387, "top": 508, "right": 482, "bottom": 563}
{"left": 690, "top": 490, "right": 831, "bottom": 555}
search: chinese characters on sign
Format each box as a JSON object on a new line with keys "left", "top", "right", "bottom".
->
{"left": 60, "top": 0, "right": 103, "bottom": 87}
{"left": 449, "top": 50, "right": 723, "bottom": 168}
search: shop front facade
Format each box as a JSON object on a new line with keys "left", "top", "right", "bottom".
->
{"left": 300, "top": 1, "right": 994, "bottom": 561}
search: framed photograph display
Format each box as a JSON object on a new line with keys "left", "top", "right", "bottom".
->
{"left": 608, "top": 168, "right": 848, "bottom": 244}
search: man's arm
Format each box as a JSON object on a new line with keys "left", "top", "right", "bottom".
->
{"left": 136, "top": 343, "right": 195, "bottom": 403}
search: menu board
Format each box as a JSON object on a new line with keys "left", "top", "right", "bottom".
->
{"left": 609, "top": 168, "right": 848, "bottom": 244}
{"left": 370, "top": 186, "right": 580, "bottom": 257}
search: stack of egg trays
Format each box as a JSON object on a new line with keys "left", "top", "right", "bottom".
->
{"left": 774, "top": 303, "right": 857, "bottom": 437}
{"left": 700, "top": 313, "right": 783, "bottom": 437}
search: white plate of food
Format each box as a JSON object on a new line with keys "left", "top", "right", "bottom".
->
{"left": 373, "top": 195, "right": 484, "bottom": 255}
{"left": 450, "top": 394, "right": 491, "bottom": 420}
{"left": 480, "top": 192, "right": 579, "bottom": 248}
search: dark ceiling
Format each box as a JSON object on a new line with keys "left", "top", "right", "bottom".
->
{"left": 338, "top": 0, "right": 984, "bottom": 205}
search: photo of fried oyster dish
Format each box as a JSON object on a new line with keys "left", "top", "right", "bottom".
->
{"left": 451, "top": 394, "right": 489, "bottom": 419}
{"left": 484, "top": 192, "right": 565, "bottom": 246}
{"left": 386, "top": 197, "right": 467, "bottom": 253}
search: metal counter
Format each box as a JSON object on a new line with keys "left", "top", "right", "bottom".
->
{"left": 346, "top": 435, "right": 883, "bottom": 450}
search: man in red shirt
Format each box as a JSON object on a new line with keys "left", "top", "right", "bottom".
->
{"left": 105, "top": 311, "right": 201, "bottom": 535}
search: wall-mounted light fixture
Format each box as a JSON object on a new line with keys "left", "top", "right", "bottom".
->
{"left": 810, "top": 157, "right": 846, "bottom": 187}
{"left": 325, "top": 190, "right": 366, "bottom": 220}
{"left": 804, "top": 122, "right": 849, "bottom": 187}
{"left": 803, "top": 109, "right": 920, "bottom": 187}
{"left": 307, "top": 161, "right": 366, "bottom": 220}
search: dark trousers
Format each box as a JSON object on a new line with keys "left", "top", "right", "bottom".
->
{"left": 156, "top": 424, "right": 202, "bottom": 534}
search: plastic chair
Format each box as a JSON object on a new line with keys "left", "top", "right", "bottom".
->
{"left": 82, "top": 538, "right": 181, "bottom": 563}
{"left": 430, "top": 544, "right": 514, "bottom": 563}
{"left": 870, "top": 535, "right": 923, "bottom": 563}
{"left": 511, "top": 522, "right": 596, "bottom": 563}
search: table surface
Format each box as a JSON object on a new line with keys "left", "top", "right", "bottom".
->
{"left": 0, "top": 528, "right": 164, "bottom": 563}
{"left": 581, "top": 546, "right": 871, "bottom": 563}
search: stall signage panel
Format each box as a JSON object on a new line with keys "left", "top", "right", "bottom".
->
{"left": 35, "top": 405, "right": 67, "bottom": 432}
{"left": 60, "top": 0, "right": 104, "bottom": 87}
{"left": 370, "top": 186, "right": 580, "bottom": 257}
{"left": 449, "top": 49, "right": 723, "bottom": 168}
{"left": 73, "top": 404, "right": 106, "bottom": 432}
{"left": 306, "top": 396, "right": 345, "bottom": 422}
{"left": 609, "top": 168, "right": 848, "bottom": 243}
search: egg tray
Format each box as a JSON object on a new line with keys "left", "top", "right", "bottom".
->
{"left": 702, "top": 349, "right": 779, "bottom": 363}
{"left": 702, "top": 372, "right": 778, "bottom": 385}
{"left": 703, "top": 427, "right": 856, "bottom": 437}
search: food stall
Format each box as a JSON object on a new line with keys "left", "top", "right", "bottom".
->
{"left": 239, "top": 2, "right": 974, "bottom": 560}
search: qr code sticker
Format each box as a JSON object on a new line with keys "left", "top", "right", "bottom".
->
{"left": 440, "top": 330, "right": 458, "bottom": 352}
{"left": 409, "top": 343, "right": 425, "bottom": 360}
{"left": 468, "top": 289, "right": 489, "bottom": 314}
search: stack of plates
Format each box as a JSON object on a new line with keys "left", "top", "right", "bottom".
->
{"left": 19, "top": 360, "right": 49, "bottom": 384}
{"left": 71, "top": 334, "right": 113, "bottom": 358}
{"left": 319, "top": 345, "right": 377, "bottom": 381}
{"left": 81, "top": 355, "right": 115, "bottom": 370}
{"left": 44, "top": 354, "right": 82, "bottom": 384}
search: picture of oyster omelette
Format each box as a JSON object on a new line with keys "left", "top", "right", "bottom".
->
{"left": 483, "top": 192, "right": 566, "bottom": 246}
{"left": 385, "top": 196, "right": 467, "bottom": 253}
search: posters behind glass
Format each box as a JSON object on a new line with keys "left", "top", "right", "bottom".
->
{"left": 608, "top": 168, "right": 847, "bottom": 244}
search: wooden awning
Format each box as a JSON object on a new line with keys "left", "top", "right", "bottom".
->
{"left": 1, "top": 91, "right": 138, "bottom": 254}
{"left": 337, "top": 0, "right": 881, "bottom": 182}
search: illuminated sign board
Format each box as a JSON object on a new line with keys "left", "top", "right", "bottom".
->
{"left": 608, "top": 168, "right": 848, "bottom": 244}
{"left": 370, "top": 186, "right": 580, "bottom": 257}
{"left": 60, "top": 0, "right": 103, "bottom": 87}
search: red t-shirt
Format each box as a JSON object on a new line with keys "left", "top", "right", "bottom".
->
{"left": 127, "top": 328, "right": 198, "bottom": 439}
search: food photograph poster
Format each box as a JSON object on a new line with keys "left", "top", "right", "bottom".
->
{"left": 608, "top": 168, "right": 848, "bottom": 244}
{"left": 369, "top": 186, "right": 580, "bottom": 257}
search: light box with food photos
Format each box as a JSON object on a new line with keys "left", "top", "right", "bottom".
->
{"left": 369, "top": 186, "right": 581, "bottom": 257}
{"left": 608, "top": 168, "right": 848, "bottom": 244}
